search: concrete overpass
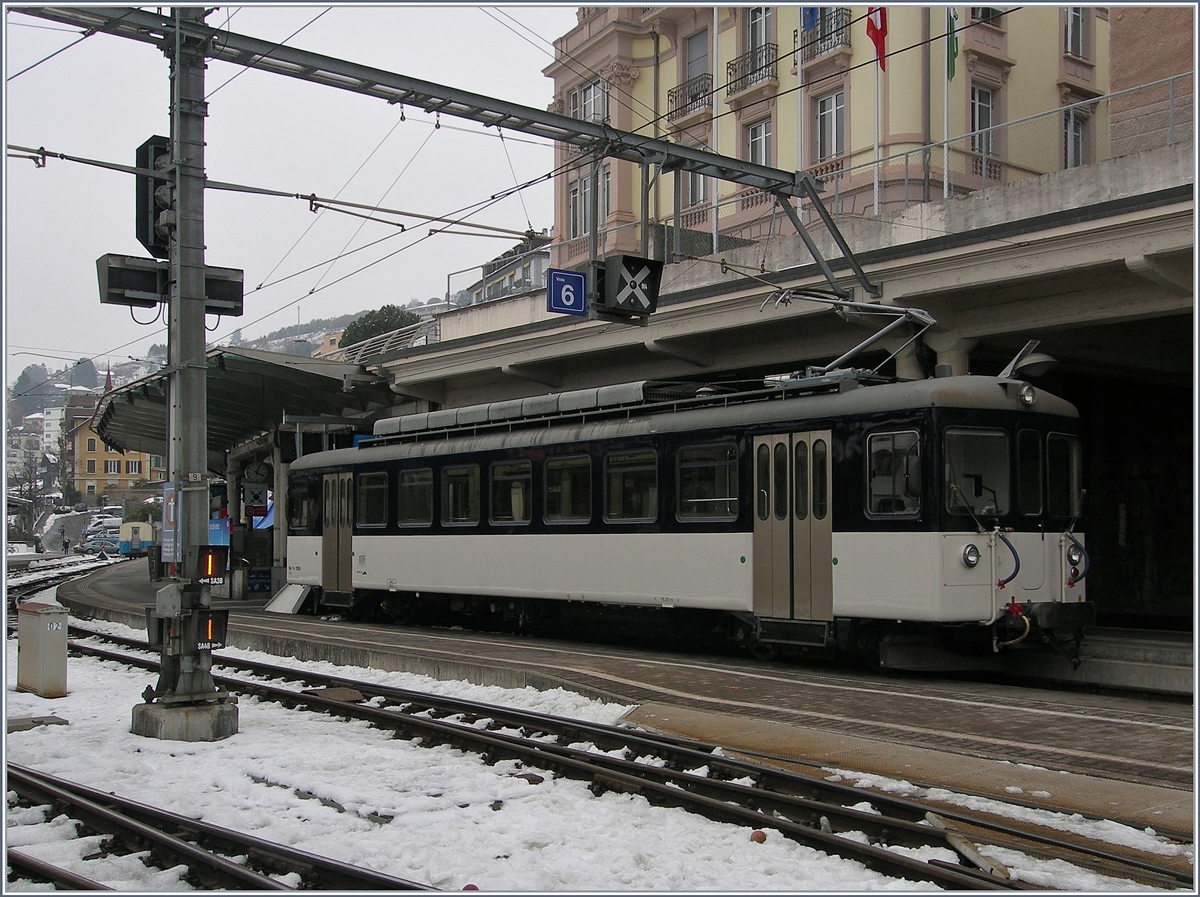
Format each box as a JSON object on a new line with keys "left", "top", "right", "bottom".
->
{"left": 370, "top": 142, "right": 1192, "bottom": 408}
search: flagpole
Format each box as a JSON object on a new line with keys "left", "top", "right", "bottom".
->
{"left": 873, "top": 60, "right": 880, "bottom": 215}
{"left": 944, "top": 8, "right": 951, "bottom": 199}
{"left": 944, "top": 14, "right": 950, "bottom": 198}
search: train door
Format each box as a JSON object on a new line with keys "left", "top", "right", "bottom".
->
{"left": 321, "top": 472, "right": 353, "bottom": 603}
{"left": 752, "top": 431, "right": 833, "bottom": 621}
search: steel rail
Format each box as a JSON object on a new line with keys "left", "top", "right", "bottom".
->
{"left": 5, "top": 847, "right": 114, "bottom": 891}
{"left": 8, "top": 763, "right": 432, "bottom": 890}
{"left": 6, "top": 764, "right": 290, "bottom": 890}
{"left": 66, "top": 631, "right": 1194, "bottom": 888}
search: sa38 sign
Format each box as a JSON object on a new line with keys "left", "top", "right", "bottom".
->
{"left": 546, "top": 269, "right": 588, "bottom": 316}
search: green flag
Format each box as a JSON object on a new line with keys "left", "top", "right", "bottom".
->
{"left": 947, "top": 7, "right": 959, "bottom": 81}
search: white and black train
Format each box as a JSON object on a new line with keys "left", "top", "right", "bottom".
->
{"left": 284, "top": 369, "right": 1093, "bottom": 669}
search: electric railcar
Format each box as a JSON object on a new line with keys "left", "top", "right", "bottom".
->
{"left": 284, "top": 370, "right": 1093, "bottom": 669}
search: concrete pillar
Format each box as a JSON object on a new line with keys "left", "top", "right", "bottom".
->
{"left": 925, "top": 332, "right": 980, "bottom": 377}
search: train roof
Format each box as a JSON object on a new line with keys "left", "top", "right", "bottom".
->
{"left": 289, "top": 372, "right": 1079, "bottom": 471}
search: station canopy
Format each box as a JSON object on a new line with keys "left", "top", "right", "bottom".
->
{"left": 93, "top": 346, "right": 395, "bottom": 474}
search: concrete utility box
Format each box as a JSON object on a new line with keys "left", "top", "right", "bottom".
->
{"left": 17, "top": 603, "right": 68, "bottom": 698}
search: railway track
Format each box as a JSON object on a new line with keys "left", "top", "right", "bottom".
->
{"left": 59, "top": 625, "right": 1195, "bottom": 890}
{"left": 6, "top": 763, "right": 431, "bottom": 890}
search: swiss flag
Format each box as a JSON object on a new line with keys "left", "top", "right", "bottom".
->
{"left": 867, "top": 7, "right": 888, "bottom": 70}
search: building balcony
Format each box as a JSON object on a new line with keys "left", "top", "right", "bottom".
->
{"left": 727, "top": 44, "right": 777, "bottom": 98}
{"left": 668, "top": 73, "right": 713, "bottom": 123}
{"left": 799, "top": 8, "right": 851, "bottom": 63}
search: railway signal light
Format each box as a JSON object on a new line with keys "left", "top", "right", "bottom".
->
{"left": 194, "top": 609, "right": 228, "bottom": 650}
{"left": 135, "top": 135, "right": 172, "bottom": 259}
{"left": 196, "top": 544, "right": 228, "bottom": 587}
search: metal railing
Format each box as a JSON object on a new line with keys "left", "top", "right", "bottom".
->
{"left": 668, "top": 73, "right": 713, "bottom": 122}
{"left": 797, "top": 7, "right": 851, "bottom": 63}
{"left": 334, "top": 319, "right": 440, "bottom": 364}
{"left": 727, "top": 43, "right": 777, "bottom": 95}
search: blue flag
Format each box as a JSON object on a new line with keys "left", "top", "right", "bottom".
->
{"left": 802, "top": 7, "right": 819, "bottom": 32}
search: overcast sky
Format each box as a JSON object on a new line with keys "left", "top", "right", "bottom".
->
{"left": 3, "top": 4, "right": 581, "bottom": 389}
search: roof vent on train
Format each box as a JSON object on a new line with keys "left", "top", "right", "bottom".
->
{"left": 371, "top": 380, "right": 704, "bottom": 438}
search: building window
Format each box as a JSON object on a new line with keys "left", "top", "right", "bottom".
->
{"left": 686, "top": 144, "right": 710, "bottom": 205}
{"left": 86, "top": 459, "right": 96, "bottom": 474}
{"left": 569, "top": 79, "right": 608, "bottom": 123}
{"left": 686, "top": 28, "right": 708, "bottom": 82}
{"left": 568, "top": 165, "right": 610, "bottom": 239}
{"left": 104, "top": 460, "right": 120, "bottom": 475}
{"left": 86, "top": 483, "right": 96, "bottom": 494}
{"left": 971, "top": 7, "right": 1002, "bottom": 26}
{"left": 1064, "top": 107, "right": 1088, "bottom": 168}
{"left": 747, "top": 6, "right": 772, "bottom": 53}
{"left": 86, "top": 437, "right": 96, "bottom": 452}
{"left": 125, "top": 460, "right": 142, "bottom": 475}
{"left": 1064, "top": 7, "right": 1085, "bottom": 58}
{"left": 816, "top": 90, "right": 844, "bottom": 161}
{"left": 747, "top": 118, "right": 772, "bottom": 166}
{"left": 971, "top": 84, "right": 994, "bottom": 155}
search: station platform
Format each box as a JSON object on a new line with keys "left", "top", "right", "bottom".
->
{"left": 50, "top": 560, "right": 1194, "bottom": 841}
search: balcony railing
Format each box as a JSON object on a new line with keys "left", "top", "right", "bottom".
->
{"left": 668, "top": 73, "right": 713, "bottom": 122}
{"left": 799, "top": 8, "right": 851, "bottom": 63}
{"left": 727, "top": 43, "right": 777, "bottom": 96}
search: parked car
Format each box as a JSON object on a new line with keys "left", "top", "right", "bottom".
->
{"left": 85, "top": 515, "right": 122, "bottom": 535}
{"left": 74, "top": 502, "right": 88, "bottom": 512}
{"left": 77, "top": 537, "right": 119, "bottom": 556}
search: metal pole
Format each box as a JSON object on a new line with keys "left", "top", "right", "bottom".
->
{"left": 162, "top": 6, "right": 218, "bottom": 702}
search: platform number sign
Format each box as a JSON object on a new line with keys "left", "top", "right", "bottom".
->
{"left": 547, "top": 269, "right": 588, "bottom": 316}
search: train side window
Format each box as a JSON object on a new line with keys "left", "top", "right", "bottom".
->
{"left": 812, "top": 439, "right": 829, "bottom": 520}
{"left": 755, "top": 444, "right": 770, "bottom": 520}
{"left": 1017, "top": 430, "right": 1043, "bottom": 515}
{"left": 1047, "top": 433, "right": 1082, "bottom": 518}
{"left": 545, "top": 455, "right": 591, "bottom": 523}
{"left": 399, "top": 468, "right": 433, "bottom": 526}
{"left": 441, "top": 465, "right": 480, "bottom": 525}
{"left": 945, "top": 428, "right": 1009, "bottom": 516}
{"left": 604, "top": 450, "right": 657, "bottom": 523}
{"left": 287, "top": 481, "right": 315, "bottom": 534}
{"left": 794, "top": 440, "right": 808, "bottom": 520}
{"left": 490, "top": 460, "right": 532, "bottom": 525}
{"left": 356, "top": 472, "right": 389, "bottom": 528}
{"left": 678, "top": 443, "right": 738, "bottom": 521}
{"left": 867, "top": 431, "right": 920, "bottom": 516}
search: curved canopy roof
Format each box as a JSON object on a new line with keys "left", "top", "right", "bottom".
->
{"left": 92, "top": 347, "right": 395, "bottom": 474}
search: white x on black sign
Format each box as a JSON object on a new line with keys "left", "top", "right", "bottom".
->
{"left": 615, "top": 262, "right": 654, "bottom": 309}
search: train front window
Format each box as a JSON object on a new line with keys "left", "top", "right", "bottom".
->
{"left": 604, "top": 450, "right": 657, "bottom": 522}
{"left": 490, "top": 460, "right": 532, "bottom": 524}
{"left": 1047, "top": 433, "right": 1083, "bottom": 518}
{"left": 442, "top": 465, "right": 480, "bottom": 525}
{"left": 867, "top": 431, "right": 920, "bottom": 516}
{"left": 356, "top": 472, "right": 388, "bottom": 527}
{"left": 399, "top": 468, "right": 433, "bottom": 526}
{"left": 545, "top": 456, "right": 591, "bottom": 523}
{"left": 945, "top": 428, "right": 1010, "bottom": 517}
{"left": 1017, "top": 429, "right": 1043, "bottom": 515}
{"left": 678, "top": 443, "right": 738, "bottom": 521}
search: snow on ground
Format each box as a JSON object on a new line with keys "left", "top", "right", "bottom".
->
{"left": 4, "top": 601, "right": 1188, "bottom": 892}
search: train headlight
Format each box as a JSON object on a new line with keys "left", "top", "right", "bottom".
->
{"left": 962, "top": 544, "right": 981, "bottom": 568}
{"left": 1066, "top": 543, "right": 1085, "bottom": 567}
{"left": 1018, "top": 383, "right": 1037, "bottom": 407}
